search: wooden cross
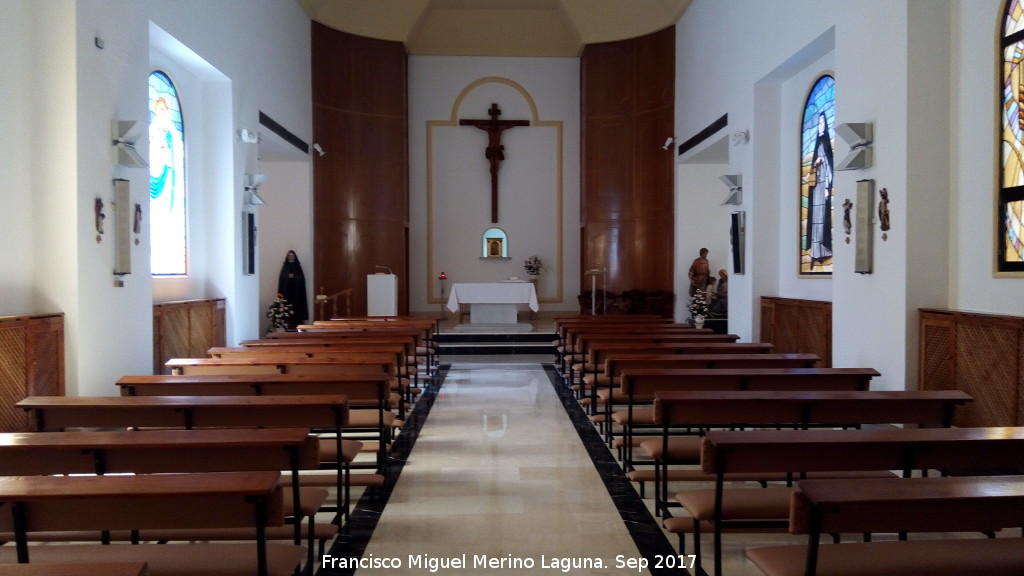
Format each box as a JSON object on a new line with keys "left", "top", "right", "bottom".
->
{"left": 460, "top": 103, "right": 530, "bottom": 223}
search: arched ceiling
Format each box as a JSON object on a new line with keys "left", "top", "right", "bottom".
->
{"left": 297, "top": 0, "right": 691, "bottom": 57}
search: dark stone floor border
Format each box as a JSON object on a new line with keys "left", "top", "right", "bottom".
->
{"left": 541, "top": 365, "right": 688, "bottom": 576}
{"left": 317, "top": 365, "right": 449, "bottom": 575}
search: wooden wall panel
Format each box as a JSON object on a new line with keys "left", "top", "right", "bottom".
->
{"left": 581, "top": 26, "right": 675, "bottom": 306}
{"left": 312, "top": 23, "right": 409, "bottom": 316}
{"left": 0, "top": 314, "right": 64, "bottom": 431}
{"left": 920, "top": 309, "right": 1024, "bottom": 427}
{"left": 760, "top": 297, "right": 832, "bottom": 367}
{"left": 153, "top": 299, "right": 225, "bottom": 375}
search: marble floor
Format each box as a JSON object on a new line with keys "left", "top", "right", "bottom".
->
{"left": 315, "top": 349, "right": 810, "bottom": 576}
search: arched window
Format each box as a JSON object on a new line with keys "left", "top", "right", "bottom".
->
{"left": 148, "top": 70, "right": 187, "bottom": 276}
{"left": 799, "top": 74, "right": 835, "bottom": 276}
{"left": 1000, "top": 0, "right": 1024, "bottom": 271}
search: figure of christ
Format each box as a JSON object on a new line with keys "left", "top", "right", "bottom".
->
{"left": 460, "top": 103, "right": 530, "bottom": 223}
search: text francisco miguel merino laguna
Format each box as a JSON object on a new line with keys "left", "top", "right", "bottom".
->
{"left": 321, "top": 553, "right": 655, "bottom": 572}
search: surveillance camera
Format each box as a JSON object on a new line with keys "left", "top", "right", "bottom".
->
{"left": 662, "top": 137, "right": 675, "bottom": 150}
{"left": 312, "top": 143, "right": 325, "bottom": 157}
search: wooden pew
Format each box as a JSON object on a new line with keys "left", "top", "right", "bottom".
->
{"left": 299, "top": 317, "right": 439, "bottom": 370}
{"left": 164, "top": 354, "right": 403, "bottom": 416}
{"left": 649, "top": 389, "right": 971, "bottom": 519}
{"left": 115, "top": 374, "right": 395, "bottom": 475}
{"left": 681, "top": 426, "right": 1024, "bottom": 576}
{"left": 0, "top": 564, "right": 149, "bottom": 576}
{"left": 552, "top": 316, "right": 674, "bottom": 367}
{"left": 243, "top": 324, "right": 436, "bottom": 378}
{"left": 582, "top": 352, "right": 820, "bottom": 416}
{"left": 568, "top": 332, "right": 741, "bottom": 387}
{"left": 16, "top": 395, "right": 354, "bottom": 523}
{"left": 165, "top": 354, "right": 395, "bottom": 377}
{"left": 0, "top": 472, "right": 304, "bottom": 576}
{"left": 607, "top": 367, "right": 880, "bottom": 463}
{"left": 747, "top": 475, "right": 1024, "bottom": 576}
{"left": 207, "top": 343, "right": 421, "bottom": 404}
{"left": 0, "top": 428, "right": 327, "bottom": 565}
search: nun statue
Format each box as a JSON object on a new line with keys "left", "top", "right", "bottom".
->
{"left": 277, "top": 250, "right": 309, "bottom": 329}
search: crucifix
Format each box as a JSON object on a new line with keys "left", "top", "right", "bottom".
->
{"left": 460, "top": 103, "right": 530, "bottom": 223}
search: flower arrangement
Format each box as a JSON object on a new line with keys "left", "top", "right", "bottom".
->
{"left": 266, "top": 293, "right": 294, "bottom": 332}
{"left": 688, "top": 289, "right": 709, "bottom": 320}
{"left": 523, "top": 255, "right": 544, "bottom": 277}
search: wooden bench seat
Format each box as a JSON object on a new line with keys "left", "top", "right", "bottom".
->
{"left": 607, "top": 368, "right": 879, "bottom": 467}
{"left": 115, "top": 375, "right": 395, "bottom": 474}
{"left": 0, "top": 472, "right": 304, "bottom": 576}
{"left": 16, "top": 395, "right": 360, "bottom": 523}
{"left": 683, "top": 426, "right": 1024, "bottom": 576}
{"left": 0, "top": 564, "right": 149, "bottom": 576}
{"left": 0, "top": 428, "right": 330, "bottom": 564}
{"left": 565, "top": 331, "right": 738, "bottom": 385}
{"left": 579, "top": 353, "right": 820, "bottom": 417}
{"left": 746, "top": 475, "right": 1024, "bottom": 576}
{"left": 645, "top": 389, "right": 968, "bottom": 519}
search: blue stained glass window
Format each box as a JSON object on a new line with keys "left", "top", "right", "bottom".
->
{"left": 148, "top": 70, "right": 187, "bottom": 276}
{"left": 800, "top": 74, "right": 835, "bottom": 276}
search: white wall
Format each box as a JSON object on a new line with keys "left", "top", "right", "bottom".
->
{"left": 0, "top": 0, "right": 38, "bottom": 315}
{"left": 257, "top": 160, "right": 314, "bottom": 334}
{"left": 0, "top": 0, "right": 311, "bottom": 396}
{"left": 675, "top": 158, "right": 734, "bottom": 323}
{"left": 676, "top": 0, "right": 1019, "bottom": 391}
{"left": 408, "top": 57, "right": 581, "bottom": 316}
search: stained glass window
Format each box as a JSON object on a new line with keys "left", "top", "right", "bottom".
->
{"left": 800, "top": 74, "right": 835, "bottom": 276}
{"left": 148, "top": 70, "right": 187, "bottom": 276}
{"left": 1001, "top": 1, "right": 1024, "bottom": 270}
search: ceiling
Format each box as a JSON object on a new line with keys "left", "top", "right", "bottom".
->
{"left": 296, "top": 0, "right": 691, "bottom": 57}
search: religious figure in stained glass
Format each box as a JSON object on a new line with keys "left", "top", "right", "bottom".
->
{"left": 800, "top": 74, "right": 835, "bottom": 276}
{"left": 1000, "top": 0, "right": 1024, "bottom": 271}
{"left": 148, "top": 70, "right": 186, "bottom": 276}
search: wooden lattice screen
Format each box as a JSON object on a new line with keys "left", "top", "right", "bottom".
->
{"left": 919, "top": 309, "right": 1023, "bottom": 427}
{"left": 0, "top": 314, "right": 64, "bottom": 432}
{"left": 759, "top": 297, "right": 832, "bottom": 367}
{"left": 153, "top": 299, "right": 226, "bottom": 375}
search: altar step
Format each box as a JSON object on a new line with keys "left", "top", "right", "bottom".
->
{"left": 436, "top": 331, "right": 557, "bottom": 357}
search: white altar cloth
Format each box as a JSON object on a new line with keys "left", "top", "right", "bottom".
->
{"left": 446, "top": 282, "right": 539, "bottom": 324}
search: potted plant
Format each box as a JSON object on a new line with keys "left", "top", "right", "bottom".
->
{"left": 523, "top": 255, "right": 544, "bottom": 279}
{"left": 267, "top": 293, "right": 294, "bottom": 332}
{"left": 688, "top": 289, "right": 709, "bottom": 328}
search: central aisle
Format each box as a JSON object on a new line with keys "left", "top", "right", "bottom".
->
{"left": 348, "top": 361, "right": 654, "bottom": 575}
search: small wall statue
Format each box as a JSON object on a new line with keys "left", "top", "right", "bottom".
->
{"left": 94, "top": 197, "right": 105, "bottom": 242}
{"left": 842, "top": 198, "right": 853, "bottom": 243}
{"left": 878, "top": 187, "right": 891, "bottom": 241}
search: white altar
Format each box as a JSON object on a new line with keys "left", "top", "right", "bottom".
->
{"left": 446, "top": 282, "right": 539, "bottom": 325}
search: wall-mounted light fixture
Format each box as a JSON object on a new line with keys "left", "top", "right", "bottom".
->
{"left": 112, "top": 120, "right": 147, "bottom": 167}
{"left": 835, "top": 122, "right": 873, "bottom": 170}
{"left": 244, "top": 173, "right": 268, "bottom": 205}
{"left": 719, "top": 174, "right": 743, "bottom": 206}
